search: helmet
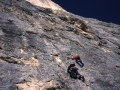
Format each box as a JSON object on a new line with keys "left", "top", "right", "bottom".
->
{"left": 70, "top": 63, "right": 75, "bottom": 67}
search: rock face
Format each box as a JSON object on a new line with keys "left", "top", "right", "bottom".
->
{"left": 25, "top": 0, "right": 65, "bottom": 11}
{"left": 0, "top": 0, "right": 120, "bottom": 90}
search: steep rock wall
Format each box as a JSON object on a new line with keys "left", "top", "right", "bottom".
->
{"left": 0, "top": 0, "right": 120, "bottom": 90}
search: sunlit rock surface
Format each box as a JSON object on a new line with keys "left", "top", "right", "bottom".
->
{"left": 0, "top": 0, "right": 120, "bottom": 90}
{"left": 26, "top": 0, "right": 65, "bottom": 11}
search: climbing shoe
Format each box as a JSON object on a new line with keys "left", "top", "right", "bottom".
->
{"left": 81, "top": 76, "right": 85, "bottom": 82}
{"left": 79, "top": 75, "right": 85, "bottom": 82}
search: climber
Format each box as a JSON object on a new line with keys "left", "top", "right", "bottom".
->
{"left": 67, "top": 63, "right": 85, "bottom": 82}
{"left": 72, "top": 54, "right": 84, "bottom": 68}
{"left": 98, "top": 41, "right": 103, "bottom": 47}
{"left": 98, "top": 40, "right": 107, "bottom": 47}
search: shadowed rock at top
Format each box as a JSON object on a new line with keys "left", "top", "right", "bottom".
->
{"left": 0, "top": 0, "right": 120, "bottom": 90}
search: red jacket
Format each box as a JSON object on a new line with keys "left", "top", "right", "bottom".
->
{"left": 72, "top": 55, "right": 81, "bottom": 60}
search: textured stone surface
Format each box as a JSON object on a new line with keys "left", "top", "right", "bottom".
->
{"left": 0, "top": 0, "right": 120, "bottom": 90}
{"left": 26, "top": 0, "right": 65, "bottom": 11}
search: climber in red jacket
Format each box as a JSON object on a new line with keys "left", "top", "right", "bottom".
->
{"left": 72, "top": 54, "right": 84, "bottom": 68}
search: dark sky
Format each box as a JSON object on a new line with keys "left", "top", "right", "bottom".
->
{"left": 52, "top": 0, "right": 120, "bottom": 25}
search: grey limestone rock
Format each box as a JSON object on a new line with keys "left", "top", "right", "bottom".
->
{"left": 0, "top": 0, "right": 120, "bottom": 90}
